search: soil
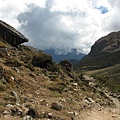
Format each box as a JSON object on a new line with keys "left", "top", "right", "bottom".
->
{"left": 77, "top": 93, "right": 120, "bottom": 120}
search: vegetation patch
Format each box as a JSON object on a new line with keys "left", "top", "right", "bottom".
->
{"left": 32, "top": 52, "right": 55, "bottom": 71}
{"left": 94, "top": 75, "right": 120, "bottom": 94}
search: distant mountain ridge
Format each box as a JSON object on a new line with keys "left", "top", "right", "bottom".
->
{"left": 43, "top": 49, "right": 85, "bottom": 63}
{"left": 74, "top": 31, "right": 120, "bottom": 71}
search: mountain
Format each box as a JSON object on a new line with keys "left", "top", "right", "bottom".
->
{"left": 0, "top": 20, "right": 120, "bottom": 120}
{"left": 74, "top": 31, "right": 120, "bottom": 71}
{"left": 74, "top": 31, "right": 120, "bottom": 95}
{"left": 43, "top": 49, "right": 85, "bottom": 63}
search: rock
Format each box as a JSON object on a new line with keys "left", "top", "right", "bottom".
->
{"left": 41, "top": 69, "right": 47, "bottom": 75}
{"left": 11, "top": 76, "right": 15, "bottom": 81}
{"left": 84, "top": 97, "right": 95, "bottom": 103}
{"left": 68, "top": 72, "right": 78, "bottom": 81}
{"left": 3, "top": 110, "right": 10, "bottom": 115}
{"left": 82, "top": 75, "right": 95, "bottom": 82}
{"left": 89, "top": 82, "right": 96, "bottom": 87}
{"left": 72, "top": 83, "right": 78, "bottom": 86}
{"left": 11, "top": 91, "right": 20, "bottom": 105}
{"left": 110, "top": 93, "right": 117, "bottom": 98}
{"left": 48, "top": 112, "right": 53, "bottom": 119}
{"left": 29, "top": 99, "right": 36, "bottom": 104}
{"left": 11, "top": 67, "right": 20, "bottom": 73}
{"left": 26, "top": 107, "right": 37, "bottom": 118}
{"left": 0, "top": 20, "right": 28, "bottom": 46}
{"left": 0, "top": 47, "right": 10, "bottom": 56}
{"left": 51, "top": 102, "right": 62, "bottom": 111}
{"left": 1, "top": 77, "right": 7, "bottom": 84}
{"left": 117, "top": 95, "right": 120, "bottom": 99}
{"left": 6, "top": 104, "right": 14, "bottom": 108}
{"left": 40, "top": 99, "right": 48, "bottom": 106}
{"left": 23, "top": 115, "right": 33, "bottom": 120}
{"left": 10, "top": 106, "right": 22, "bottom": 116}
{"left": 48, "top": 75, "right": 58, "bottom": 81}
{"left": 22, "top": 107, "right": 29, "bottom": 117}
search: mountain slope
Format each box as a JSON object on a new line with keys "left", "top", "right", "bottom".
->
{"left": 74, "top": 31, "right": 120, "bottom": 95}
{"left": 0, "top": 21, "right": 119, "bottom": 120}
{"left": 1, "top": 36, "right": 115, "bottom": 120}
{"left": 74, "top": 31, "right": 120, "bottom": 71}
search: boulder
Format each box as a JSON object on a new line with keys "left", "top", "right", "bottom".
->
{"left": 0, "top": 20, "right": 28, "bottom": 46}
{"left": 23, "top": 115, "right": 33, "bottom": 120}
{"left": 51, "top": 102, "right": 62, "bottom": 111}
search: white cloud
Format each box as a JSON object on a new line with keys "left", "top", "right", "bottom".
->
{"left": 0, "top": 0, "right": 46, "bottom": 28}
{"left": 0, "top": 0, "right": 120, "bottom": 54}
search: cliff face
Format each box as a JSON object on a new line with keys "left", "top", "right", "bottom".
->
{"left": 74, "top": 31, "right": 120, "bottom": 71}
{"left": 0, "top": 20, "right": 28, "bottom": 46}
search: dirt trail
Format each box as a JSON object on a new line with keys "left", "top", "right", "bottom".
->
{"left": 77, "top": 94, "right": 120, "bottom": 120}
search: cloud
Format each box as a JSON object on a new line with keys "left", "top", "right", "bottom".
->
{"left": 17, "top": 0, "right": 108, "bottom": 53}
{"left": 1, "top": 0, "right": 120, "bottom": 54}
{"left": 0, "top": 0, "right": 46, "bottom": 28}
{"left": 17, "top": 5, "right": 81, "bottom": 53}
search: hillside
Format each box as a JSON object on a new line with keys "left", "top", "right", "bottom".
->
{"left": 0, "top": 21, "right": 120, "bottom": 120}
{"left": 74, "top": 31, "right": 120, "bottom": 95}
{"left": 74, "top": 31, "right": 120, "bottom": 71}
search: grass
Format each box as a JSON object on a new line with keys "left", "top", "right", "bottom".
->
{"left": 94, "top": 75, "right": 120, "bottom": 94}
{"left": 84, "top": 64, "right": 120, "bottom": 95}
{"left": 0, "top": 81, "right": 6, "bottom": 91}
{"left": 0, "top": 37, "right": 118, "bottom": 119}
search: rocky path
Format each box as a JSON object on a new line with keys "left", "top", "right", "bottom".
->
{"left": 77, "top": 93, "right": 120, "bottom": 120}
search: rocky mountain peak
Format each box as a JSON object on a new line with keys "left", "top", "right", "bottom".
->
{"left": 0, "top": 20, "right": 28, "bottom": 46}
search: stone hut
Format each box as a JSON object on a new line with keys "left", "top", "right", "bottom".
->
{"left": 0, "top": 20, "right": 28, "bottom": 46}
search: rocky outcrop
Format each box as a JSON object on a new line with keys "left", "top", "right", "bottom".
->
{"left": 74, "top": 31, "right": 120, "bottom": 70}
{"left": 0, "top": 20, "right": 28, "bottom": 46}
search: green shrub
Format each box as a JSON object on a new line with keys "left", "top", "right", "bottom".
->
{"left": 94, "top": 75, "right": 120, "bottom": 94}
{"left": 32, "top": 52, "right": 53, "bottom": 69}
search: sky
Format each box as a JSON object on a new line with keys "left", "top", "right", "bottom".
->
{"left": 0, "top": 0, "right": 120, "bottom": 54}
